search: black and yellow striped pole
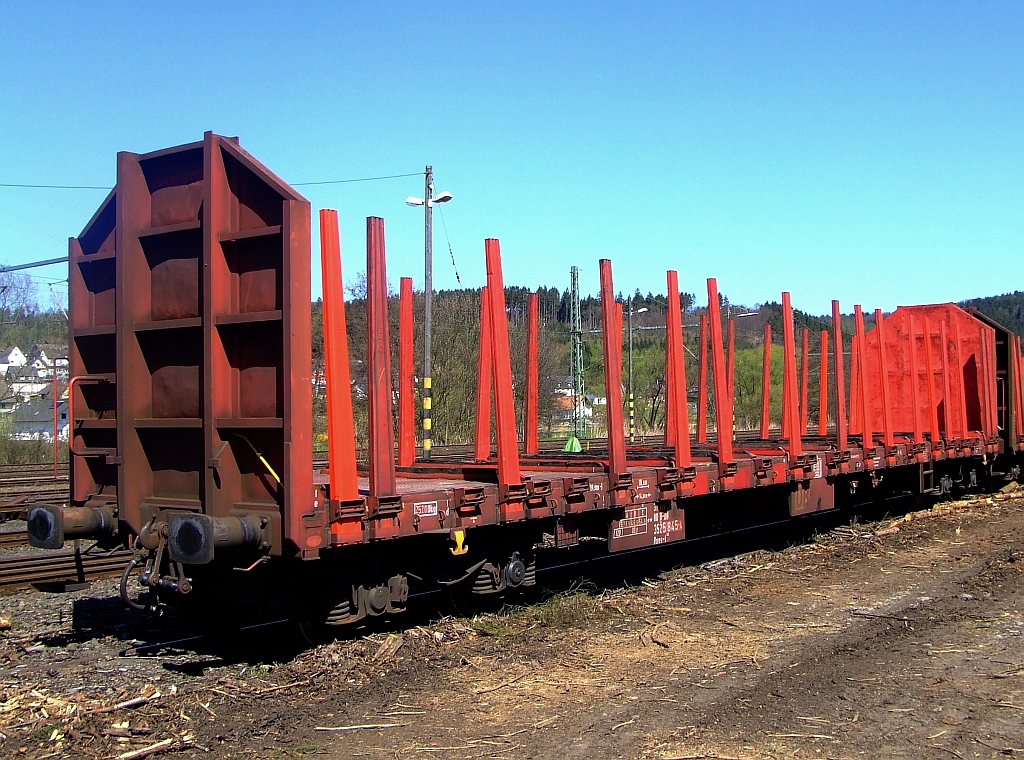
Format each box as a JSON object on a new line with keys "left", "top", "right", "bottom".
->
{"left": 423, "top": 167, "right": 433, "bottom": 459}
{"left": 422, "top": 376, "right": 432, "bottom": 456}
{"left": 406, "top": 165, "right": 453, "bottom": 460}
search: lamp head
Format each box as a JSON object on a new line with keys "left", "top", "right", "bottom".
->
{"left": 405, "top": 196, "right": 425, "bottom": 207}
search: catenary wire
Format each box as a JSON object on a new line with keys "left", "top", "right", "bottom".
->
{"left": 437, "top": 204, "right": 461, "bottom": 284}
{"left": 0, "top": 171, "right": 425, "bottom": 192}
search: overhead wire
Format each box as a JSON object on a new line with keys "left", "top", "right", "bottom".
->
{"left": 292, "top": 171, "right": 423, "bottom": 187}
{"left": 1, "top": 170, "right": 428, "bottom": 287}
{"left": 0, "top": 182, "right": 111, "bottom": 190}
{"left": 0, "top": 171, "right": 425, "bottom": 192}
{"left": 436, "top": 204, "right": 461, "bottom": 284}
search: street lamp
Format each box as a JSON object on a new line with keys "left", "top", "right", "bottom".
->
{"left": 627, "top": 299, "right": 649, "bottom": 444}
{"left": 405, "top": 166, "right": 453, "bottom": 460}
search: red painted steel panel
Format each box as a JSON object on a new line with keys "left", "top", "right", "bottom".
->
{"left": 602, "top": 261, "right": 628, "bottom": 477}
{"left": 68, "top": 191, "right": 118, "bottom": 509}
{"left": 862, "top": 305, "right": 996, "bottom": 444}
{"left": 665, "top": 271, "right": 690, "bottom": 467}
{"left": 697, "top": 315, "right": 708, "bottom": 443}
{"left": 1015, "top": 336, "right": 1024, "bottom": 441}
{"left": 474, "top": 286, "right": 493, "bottom": 461}
{"left": 789, "top": 476, "right": 835, "bottom": 516}
{"left": 831, "top": 301, "right": 847, "bottom": 451}
{"left": 115, "top": 149, "right": 152, "bottom": 536}
{"left": 939, "top": 320, "right": 954, "bottom": 438}
{"left": 977, "top": 326, "right": 992, "bottom": 438}
{"left": 908, "top": 315, "right": 922, "bottom": 444}
{"left": 986, "top": 330, "right": 999, "bottom": 438}
{"left": 760, "top": 323, "right": 772, "bottom": 439}
{"left": 281, "top": 198, "right": 314, "bottom": 552}
{"left": 923, "top": 316, "right": 941, "bottom": 442}
{"left": 1011, "top": 338, "right": 1019, "bottom": 440}
{"left": 524, "top": 292, "right": 539, "bottom": 455}
{"left": 707, "top": 278, "right": 733, "bottom": 465}
{"left": 319, "top": 209, "right": 358, "bottom": 502}
{"left": 953, "top": 321, "right": 970, "bottom": 436}
{"left": 991, "top": 335, "right": 999, "bottom": 437}
{"left": 366, "top": 217, "right": 397, "bottom": 498}
{"left": 66, "top": 134, "right": 315, "bottom": 556}
{"left": 485, "top": 240, "right": 522, "bottom": 487}
{"left": 398, "top": 277, "right": 416, "bottom": 467}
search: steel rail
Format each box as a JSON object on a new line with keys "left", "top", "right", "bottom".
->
{"left": 0, "top": 549, "right": 132, "bottom": 591}
{"left": 0, "top": 530, "right": 28, "bottom": 548}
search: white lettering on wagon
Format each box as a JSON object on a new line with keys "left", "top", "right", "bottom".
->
{"left": 413, "top": 501, "right": 439, "bottom": 518}
{"left": 652, "top": 509, "right": 684, "bottom": 545}
{"left": 635, "top": 477, "right": 652, "bottom": 501}
{"left": 612, "top": 505, "right": 648, "bottom": 539}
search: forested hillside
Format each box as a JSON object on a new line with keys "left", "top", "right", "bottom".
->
{"left": 960, "top": 292, "right": 1024, "bottom": 337}
{"left": 9, "top": 266, "right": 1024, "bottom": 451}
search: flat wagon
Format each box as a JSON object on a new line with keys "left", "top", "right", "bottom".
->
{"left": 27, "top": 134, "right": 1024, "bottom": 625}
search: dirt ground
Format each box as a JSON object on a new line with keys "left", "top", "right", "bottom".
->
{"left": 3, "top": 490, "right": 1024, "bottom": 759}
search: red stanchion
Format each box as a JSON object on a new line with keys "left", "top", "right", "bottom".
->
{"left": 318, "top": 209, "right": 358, "bottom": 503}
{"left": 760, "top": 323, "right": 772, "bottom": 439}
{"left": 831, "top": 300, "right": 847, "bottom": 451}
{"left": 366, "top": 217, "right": 396, "bottom": 498}
{"left": 474, "top": 286, "right": 493, "bottom": 461}
{"left": 524, "top": 292, "right": 539, "bottom": 455}
{"left": 398, "top": 277, "right": 415, "bottom": 467}
{"left": 485, "top": 240, "right": 521, "bottom": 487}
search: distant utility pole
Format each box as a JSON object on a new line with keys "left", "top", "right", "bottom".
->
{"left": 569, "top": 266, "right": 584, "bottom": 443}
{"left": 627, "top": 298, "right": 648, "bottom": 444}
{"left": 405, "top": 167, "right": 453, "bottom": 460}
{"left": 423, "top": 166, "right": 433, "bottom": 460}
{"left": 628, "top": 296, "right": 634, "bottom": 444}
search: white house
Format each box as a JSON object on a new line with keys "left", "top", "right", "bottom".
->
{"left": 0, "top": 347, "right": 27, "bottom": 375}
{"left": 6, "top": 365, "right": 51, "bottom": 401}
{"left": 28, "top": 345, "right": 68, "bottom": 378}
{"left": 11, "top": 397, "right": 69, "bottom": 441}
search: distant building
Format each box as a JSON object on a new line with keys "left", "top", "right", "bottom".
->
{"left": 30, "top": 344, "right": 69, "bottom": 372}
{"left": 0, "top": 347, "right": 27, "bottom": 375}
{"left": 26, "top": 345, "right": 69, "bottom": 380}
{"left": 11, "top": 397, "right": 68, "bottom": 441}
{"left": 552, "top": 381, "right": 594, "bottom": 420}
{"left": 6, "top": 365, "right": 51, "bottom": 402}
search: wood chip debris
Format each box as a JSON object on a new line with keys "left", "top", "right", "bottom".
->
{"left": 474, "top": 671, "right": 528, "bottom": 694}
{"left": 115, "top": 738, "right": 176, "bottom": 760}
{"left": 372, "top": 634, "right": 404, "bottom": 662}
{"left": 315, "top": 722, "right": 409, "bottom": 731}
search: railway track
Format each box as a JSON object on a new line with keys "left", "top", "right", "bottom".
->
{"left": 0, "top": 548, "right": 132, "bottom": 591}
{"left": 0, "top": 530, "right": 28, "bottom": 548}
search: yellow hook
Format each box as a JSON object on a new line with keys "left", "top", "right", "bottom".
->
{"left": 450, "top": 529, "right": 468, "bottom": 556}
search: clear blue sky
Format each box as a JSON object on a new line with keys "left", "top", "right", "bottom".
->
{"left": 0, "top": 2, "right": 1020, "bottom": 314}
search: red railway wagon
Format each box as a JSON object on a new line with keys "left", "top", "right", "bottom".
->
{"left": 27, "top": 134, "right": 1024, "bottom": 625}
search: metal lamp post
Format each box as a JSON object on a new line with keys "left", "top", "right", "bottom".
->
{"left": 405, "top": 167, "right": 453, "bottom": 460}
